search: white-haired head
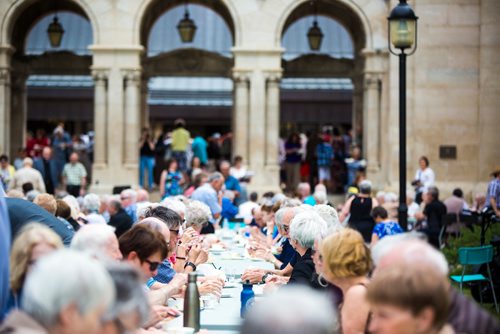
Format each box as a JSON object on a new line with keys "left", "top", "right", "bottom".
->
{"left": 280, "top": 198, "right": 302, "bottom": 208}
{"left": 136, "top": 202, "right": 157, "bottom": 221}
{"left": 384, "top": 192, "right": 398, "bottom": 203}
{"left": 289, "top": 211, "right": 328, "bottom": 249}
{"left": 71, "top": 224, "right": 122, "bottom": 261}
{"left": 83, "top": 193, "right": 101, "bottom": 213}
{"left": 314, "top": 184, "right": 327, "bottom": 194}
{"left": 22, "top": 249, "right": 115, "bottom": 329}
{"left": 372, "top": 232, "right": 448, "bottom": 276}
{"left": 241, "top": 285, "right": 338, "bottom": 334}
{"left": 314, "top": 191, "right": 328, "bottom": 205}
{"left": 185, "top": 200, "right": 211, "bottom": 230}
{"left": 63, "top": 195, "right": 81, "bottom": 220}
{"left": 161, "top": 197, "right": 186, "bottom": 218}
{"left": 136, "top": 189, "right": 149, "bottom": 203}
{"left": 313, "top": 204, "right": 343, "bottom": 235}
{"left": 120, "top": 189, "right": 137, "bottom": 203}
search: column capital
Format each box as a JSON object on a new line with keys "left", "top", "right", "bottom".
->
{"left": 232, "top": 70, "right": 250, "bottom": 83}
{"left": 122, "top": 68, "right": 142, "bottom": 85}
{"left": 91, "top": 68, "right": 109, "bottom": 82}
{"left": 264, "top": 70, "right": 282, "bottom": 83}
{"left": 363, "top": 72, "right": 383, "bottom": 90}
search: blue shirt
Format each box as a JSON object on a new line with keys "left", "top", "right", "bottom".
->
{"left": 221, "top": 197, "right": 238, "bottom": 220}
{"left": 224, "top": 175, "right": 241, "bottom": 194}
{"left": 372, "top": 221, "right": 403, "bottom": 240}
{"left": 486, "top": 178, "right": 500, "bottom": 209}
{"left": 124, "top": 204, "right": 137, "bottom": 223}
{"left": 275, "top": 238, "right": 297, "bottom": 270}
{"left": 191, "top": 184, "right": 221, "bottom": 221}
{"left": 316, "top": 143, "right": 334, "bottom": 167}
{"left": 192, "top": 136, "right": 208, "bottom": 165}
{"left": 303, "top": 195, "right": 316, "bottom": 206}
{"left": 149, "top": 260, "right": 176, "bottom": 286}
{"left": 0, "top": 189, "right": 11, "bottom": 321}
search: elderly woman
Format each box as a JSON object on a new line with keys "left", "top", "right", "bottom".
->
{"left": 287, "top": 211, "right": 328, "bottom": 289}
{"left": 0, "top": 249, "right": 115, "bottom": 334}
{"left": 340, "top": 180, "right": 378, "bottom": 242}
{"left": 8, "top": 223, "right": 63, "bottom": 312}
{"left": 83, "top": 193, "right": 106, "bottom": 224}
{"left": 185, "top": 200, "right": 212, "bottom": 234}
{"left": 367, "top": 265, "right": 453, "bottom": 334}
{"left": 70, "top": 224, "right": 123, "bottom": 261}
{"left": 99, "top": 262, "right": 150, "bottom": 334}
{"left": 319, "top": 228, "right": 372, "bottom": 334}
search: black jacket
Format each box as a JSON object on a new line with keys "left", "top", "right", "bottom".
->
{"left": 288, "top": 248, "right": 323, "bottom": 290}
{"left": 109, "top": 209, "right": 133, "bottom": 238}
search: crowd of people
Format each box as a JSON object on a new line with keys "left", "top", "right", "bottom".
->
{"left": 0, "top": 157, "right": 499, "bottom": 333}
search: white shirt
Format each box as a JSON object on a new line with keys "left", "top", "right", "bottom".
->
{"left": 237, "top": 201, "right": 259, "bottom": 221}
{"left": 230, "top": 166, "right": 247, "bottom": 180}
{"left": 414, "top": 167, "right": 435, "bottom": 193}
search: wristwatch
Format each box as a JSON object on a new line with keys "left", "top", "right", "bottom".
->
{"left": 184, "top": 261, "right": 197, "bottom": 272}
{"left": 261, "top": 272, "right": 272, "bottom": 284}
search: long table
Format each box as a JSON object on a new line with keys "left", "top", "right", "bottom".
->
{"left": 163, "top": 237, "right": 274, "bottom": 333}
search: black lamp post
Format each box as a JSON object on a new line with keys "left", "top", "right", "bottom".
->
{"left": 307, "top": 0, "right": 323, "bottom": 51}
{"left": 177, "top": 1, "right": 197, "bottom": 43}
{"left": 388, "top": 0, "right": 418, "bottom": 231}
{"left": 47, "top": 15, "right": 64, "bottom": 47}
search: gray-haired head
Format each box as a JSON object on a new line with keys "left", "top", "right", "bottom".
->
{"left": 22, "top": 249, "right": 115, "bottom": 329}
{"left": 313, "top": 204, "right": 343, "bottom": 235}
{"left": 185, "top": 200, "right": 211, "bottom": 229}
{"left": 426, "top": 186, "right": 440, "bottom": 201}
{"left": 289, "top": 211, "right": 328, "bottom": 249}
{"left": 102, "top": 262, "right": 150, "bottom": 328}
{"left": 120, "top": 189, "right": 137, "bottom": 202}
{"left": 208, "top": 172, "right": 224, "bottom": 183}
{"left": 359, "top": 180, "right": 372, "bottom": 195}
{"left": 136, "top": 201, "right": 156, "bottom": 221}
{"left": 144, "top": 206, "right": 182, "bottom": 229}
{"left": 314, "top": 191, "right": 328, "bottom": 205}
{"left": 161, "top": 197, "right": 186, "bottom": 217}
{"left": 280, "top": 198, "right": 302, "bottom": 208}
{"left": 70, "top": 224, "right": 122, "bottom": 261}
{"left": 26, "top": 190, "right": 40, "bottom": 202}
{"left": 83, "top": 193, "right": 101, "bottom": 213}
{"left": 371, "top": 232, "right": 448, "bottom": 276}
{"left": 241, "top": 285, "right": 338, "bottom": 334}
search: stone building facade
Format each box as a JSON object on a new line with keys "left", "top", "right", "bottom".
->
{"left": 0, "top": 0, "right": 498, "bottom": 196}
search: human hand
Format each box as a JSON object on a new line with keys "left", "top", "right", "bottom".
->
{"left": 147, "top": 305, "right": 178, "bottom": 327}
{"left": 194, "top": 248, "right": 208, "bottom": 266}
{"left": 168, "top": 273, "right": 187, "bottom": 294}
{"left": 180, "top": 227, "right": 198, "bottom": 245}
{"left": 241, "top": 269, "right": 265, "bottom": 284}
{"left": 198, "top": 279, "right": 223, "bottom": 297}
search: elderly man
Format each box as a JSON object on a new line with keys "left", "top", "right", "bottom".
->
{"left": 62, "top": 152, "right": 87, "bottom": 197}
{"left": 220, "top": 160, "right": 241, "bottom": 199}
{"left": 0, "top": 249, "right": 115, "bottom": 334}
{"left": 33, "top": 147, "right": 59, "bottom": 194}
{"left": 82, "top": 193, "right": 106, "bottom": 224}
{"left": 107, "top": 196, "right": 133, "bottom": 238}
{"left": 120, "top": 188, "right": 138, "bottom": 222}
{"left": 70, "top": 224, "right": 123, "bottom": 261}
{"left": 415, "top": 186, "right": 447, "bottom": 248}
{"left": 191, "top": 172, "right": 224, "bottom": 233}
{"left": 297, "top": 182, "right": 315, "bottom": 206}
{"left": 9, "top": 158, "right": 45, "bottom": 193}
{"left": 372, "top": 234, "right": 500, "bottom": 334}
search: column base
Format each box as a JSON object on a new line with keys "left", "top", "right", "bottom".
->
{"left": 246, "top": 164, "right": 281, "bottom": 195}
{"left": 90, "top": 162, "right": 139, "bottom": 194}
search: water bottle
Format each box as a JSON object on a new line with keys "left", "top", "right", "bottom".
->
{"left": 183, "top": 273, "right": 200, "bottom": 331}
{"left": 240, "top": 280, "right": 255, "bottom": 318}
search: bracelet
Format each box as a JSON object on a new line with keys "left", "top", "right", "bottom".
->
{"left": 176, "top": 256, "right": 186, "bottom": 260}
{"left": 261, "top": 272, "right": 272, "bottom": 284}
{"left": 184, "top": 261, "right": 197, "bottom": 271}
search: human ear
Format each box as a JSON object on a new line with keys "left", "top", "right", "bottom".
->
{"left": 415, "top": 307, "right": 435, "bottom": 333}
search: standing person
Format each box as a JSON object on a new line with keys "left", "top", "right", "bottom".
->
{"left": 305, "top": 132, "right": 320, "bottom": 190}
{"left": 344, "top": 146, "right": 366, "bottom": 191}
{"left": 170, "top": 119, "right": 190, "bottom": 174}
{"left": 159, "top": 159, "right": 184, "bottom": 200}
{"left": 316, "top": 135, "right": 334, "bottom": 187}
{"left": 412, "top": 156, "right": 435, "bottom": 204}
{"left": 0, "top": 155, "right": 15, "bottom": 191}
{"left": 62, "top": 152, "right": 87, "bottom": 197}
{"left": 139, "top": 129, "right": 156, "bottom": 190}
{"left": 340, "top": 180, "right": 379, "bottom": 243}
{"left": 8, "top": 158, "right": 46, "bottom": 193}
{"left": 51, "top": 125, "right": 72, "bottom": 180}
{"left": 33, "top": 147, "right": 59, "bottom": 195}
{"left": 191, "top": 132, "right": 208, "bottom": 167}
{"left": 284, "top": 133, "right": 302, "bottom": 193}
{"left": 415, "top": 186, "right": 447, "bottom": 248}
{"left": 72, "top": 135, "right": 92, "bottom": 186}
{"left": 485, "top": 166, "right": 500, "bottom": 217}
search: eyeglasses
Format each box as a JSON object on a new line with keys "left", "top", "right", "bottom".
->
{"left": 143, "top": 259, "right": 161, "bottom": 272}
{"left": 120, "top": 196, "right": 129, "bottom": 200}
{"left": 169, "top": 229, "right": 180, "bottom": 236}
{"left": 282, "top": 224, "right": 290, "bottom": 232}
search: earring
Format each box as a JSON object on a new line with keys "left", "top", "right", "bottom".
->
{"left": 318, "top": 274, "right": 329, "bottom": 288}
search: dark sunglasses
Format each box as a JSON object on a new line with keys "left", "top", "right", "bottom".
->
{"left": 283, "top": 225, "right": 290, "bottom": 232}
{"left": 143, "top": 259, "right": 161, "bottom": 272}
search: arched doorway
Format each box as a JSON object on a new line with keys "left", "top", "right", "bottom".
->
{"left": 4, "top": 0, "right": 94, "bottom": 167}
{"left": 139, "top": 0, "right": 236, "bottom": 185}
{"left": 278, "top": 0, "right": 387, "bottom": 190}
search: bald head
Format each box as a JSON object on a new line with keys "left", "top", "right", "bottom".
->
{"left": 136, "top": 189, "right": 149, "bottom": 202}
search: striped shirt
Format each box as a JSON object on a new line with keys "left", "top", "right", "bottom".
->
{"left": 62, "top": 162, "right": 87, "bottom": 185}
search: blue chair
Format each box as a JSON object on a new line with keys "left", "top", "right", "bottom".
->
{"left": 450, "top": 245, "right": 499, "bottom": 313}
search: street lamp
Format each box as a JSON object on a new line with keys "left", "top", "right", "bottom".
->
{"left": 307, "top": 0, "right": 323, "bottom": 51}
{"left": 47, "top": 15, "right": 64, "bottom": 48}
{"left": 388, "top": 0, "right": 418, "bottom": 231}
{"left": 177, "top": 1, "right": 197, "bottom": 43}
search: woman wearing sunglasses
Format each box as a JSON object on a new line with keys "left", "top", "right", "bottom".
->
{"left": 118, "top": 224, "right": 168, "bottom": 280}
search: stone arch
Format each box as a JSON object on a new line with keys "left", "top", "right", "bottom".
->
{"left": 1, "top": 0, "right": 98, "bottom": 50}
{"left": 275, "top": 0, "right": 376, "bottom": 53}
{"left": 134, "top": 0, "right": 240, "bottom": 47}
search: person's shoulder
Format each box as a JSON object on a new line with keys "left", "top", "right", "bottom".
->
{"left": 345, "top": 284, "right": 368, "bottom": 301}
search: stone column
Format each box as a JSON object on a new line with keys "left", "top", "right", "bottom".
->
{"left": 351, "top": 76, "right": 364, "bottom": 147}
{"left": 0, "top": 69, "right": 11, "bottom": 156}
{"left": 248, "top": 70, "right": 266, "bottom": 170}
{"left": 265, "top": 71, "right": 282, "bottom": 167}
{"left": 232, "top": 71, "right": 250, "bottom": 163}
{"left": 362, "top": 73, "right": 382, "bottom": 178}
{"left": 91, "top": 70, "right": 108, "bottom": 167}
{"left": 10, "top": 73, "right": 27, "bottom": 159}
{"left": 123, "top": 69, "right": 141, "bottom": 166}
{"left": 140, "top": 77, "right": 149, "bottom": 130}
